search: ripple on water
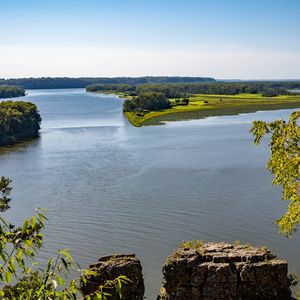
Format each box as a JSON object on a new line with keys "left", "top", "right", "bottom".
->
{"left": 1, "top": 89, "right": 299, "bottom": 298}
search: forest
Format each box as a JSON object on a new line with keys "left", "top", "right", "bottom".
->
{"left": 86, "top": 81, "right": 300, "bottom": 115}
{"left": 88, "top": 81, "right": 300, "bottom": 99}
{"left": 0, "top": 101, "right": 41, "bottom": 146}
{"left": 134, "top": 82, "right": 296, "bottom": 97}
{"left": 0, "top": 85, "right": 25, "bottom": 98}
{"left": 0, "top": 77, "right": 215, "bottom": 89}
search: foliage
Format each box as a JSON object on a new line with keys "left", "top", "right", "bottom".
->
{"left": 135, "top": 82, "right": 298, "bottom": 97}
{"left": 250, "top": 110, "right": 300, "bottom": 236}
{"left": 180, "top": 240, "right": 204, "bottom": 250}
{"left": 0, "top": 101, "right": 41, "bottom": 146}
{"left": 123, "top": 92, "right": 171, "bottom": 112}
{"left": 0, "top": 77, "right": 215, "bottom": 90}
{"left": 261, "top": 87, "right": 289, "bottom": 97}
{"left": 89, "top": 81, "right": 300, "bottom": 98}
{"left": 0, "top": 86, "right": 25, "bottom": 99}
{"left": 0, "top": 177, "right": 129, "bottom": 299}
{"left": 174, "top": 98, "right": 189, "bottom": 106}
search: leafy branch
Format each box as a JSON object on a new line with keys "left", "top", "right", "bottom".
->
{"left": 250, "top": 110, "right": 300, "bottom": 236}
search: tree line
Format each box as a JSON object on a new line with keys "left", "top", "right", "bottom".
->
{"left": 135, "top": 82, "right": 300, "bottom": 97}
{"left": 0, "top": 77, "right": 215, "bottom": 89}
{"left": 86, "top": 84, "right": 136, "bottom": 93}
{"left": 0, "top": 101, "right": 41, "bottom": 146}
{"left": 0, "top": 85, "right": 25, "bottom": 98}
{"left": 92, "top": 81, "right": 300, "bottom": 113}
{"left": 87, "top": 81, "right": 300, "bottom": 96}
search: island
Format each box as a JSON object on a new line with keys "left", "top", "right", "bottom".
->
{"left": 0, "top": 101, "right": 41, "bottom": 146}
{"left": 87, "top": 81, "right": 300, "bottom": 127}
{"left": 0, "top": 85, "right": 25, "bottom": 98}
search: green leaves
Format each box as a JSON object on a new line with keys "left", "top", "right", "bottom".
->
{"left": 251, "top": 110, "right": 300, "bottom": 236}
{"left": 58, "top": 249, "right": 73, "bottom": 262}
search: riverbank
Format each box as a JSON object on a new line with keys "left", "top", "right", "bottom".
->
{"left": 125, "top": 93, "right": 300, "bottom": 126}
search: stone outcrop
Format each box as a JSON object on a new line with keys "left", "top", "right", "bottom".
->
{"left": 81, "top": 253, "right": 144, "bottom": 300}
{"left": 81, "top": 243, "right": 293, "bottom": 299}
{"left": 158, "top": 242, "right": 292, "bottom": 300}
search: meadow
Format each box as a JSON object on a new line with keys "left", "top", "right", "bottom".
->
{"left": 125, "top": 93, "right": 300, "bottom": 126}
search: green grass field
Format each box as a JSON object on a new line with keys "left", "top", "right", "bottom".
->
{"left": 125, "top": 93, "right": 300, "bottom": 127}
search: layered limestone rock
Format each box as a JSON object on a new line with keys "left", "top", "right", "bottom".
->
{"left": 158, "top": 242, "right": 292, "bottom": 300}
{"left": 81, "top": 253, "right": 144, "bottom": 300}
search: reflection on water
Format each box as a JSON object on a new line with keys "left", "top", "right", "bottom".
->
{"left": 0, "top": 89, "right": 299, "bottom": 298}
{"left": 0, "top": 137, "right": 41, "bottom": 155}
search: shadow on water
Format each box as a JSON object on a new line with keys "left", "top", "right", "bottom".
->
{"left": 0, "top": 135, "right": 41, "bottom": 155}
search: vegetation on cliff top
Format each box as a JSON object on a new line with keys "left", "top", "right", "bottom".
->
{"left": 0, "top": 101, "right": 41, "bottom": 146}
{"left": 0, "top": 85, "right": 25, "bottom": 99}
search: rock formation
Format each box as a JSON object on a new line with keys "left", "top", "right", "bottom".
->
{"left": 81, "top": 253, "right": 144, "bottom": 300}
{"left": 82, "top": 243, "right": 293, "bottom": 299}
{"left": 158, "top": 241, "right": 292, "bottom": 300}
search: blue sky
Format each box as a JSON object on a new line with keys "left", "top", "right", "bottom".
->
{"left": 1, "top": 0, "right": 300, "bottom": 78}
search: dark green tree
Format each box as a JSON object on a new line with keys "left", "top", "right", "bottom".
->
{"left": 0, "top": 86, "right": 25, "bottom": 99}
{"left": 123, "top": 92, "right": 170, "bottom": 112}
{"left": 0, "top": 101, "right": 41, "bottom": 146}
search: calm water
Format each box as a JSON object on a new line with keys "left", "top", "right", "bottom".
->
{"left": 1, "top": 89, "right": 299, "bottom": 298}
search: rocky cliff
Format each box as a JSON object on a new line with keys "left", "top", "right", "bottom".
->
{"left": 82, "top": 242, "right": 293, "bottom": 300}
{"left": 158, "top": 241, "right": 292, "bottom": 300}
{"left": 82, "top": 253, "right": 144, "bottom": 300}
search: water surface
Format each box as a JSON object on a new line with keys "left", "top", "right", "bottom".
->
{"left": 1, "top": 89, "right": 299, "bottom": 298}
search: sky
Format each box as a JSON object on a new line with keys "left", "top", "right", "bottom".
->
{"left": 1, "top": 0, "right": 300, "bottom": 79}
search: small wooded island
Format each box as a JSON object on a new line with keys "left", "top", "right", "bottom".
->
{"left": 0, "top": 85, "right": 25, "bottom": 99}
{"left": 86, "top": 81, "right": 300, "bottom": 127}
{"left": 0, "top": 101, "right": 41, "bottom": 146}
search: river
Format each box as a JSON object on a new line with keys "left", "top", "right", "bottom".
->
{"left": 1, "top": 88, "right": 299, "bottom": 298}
